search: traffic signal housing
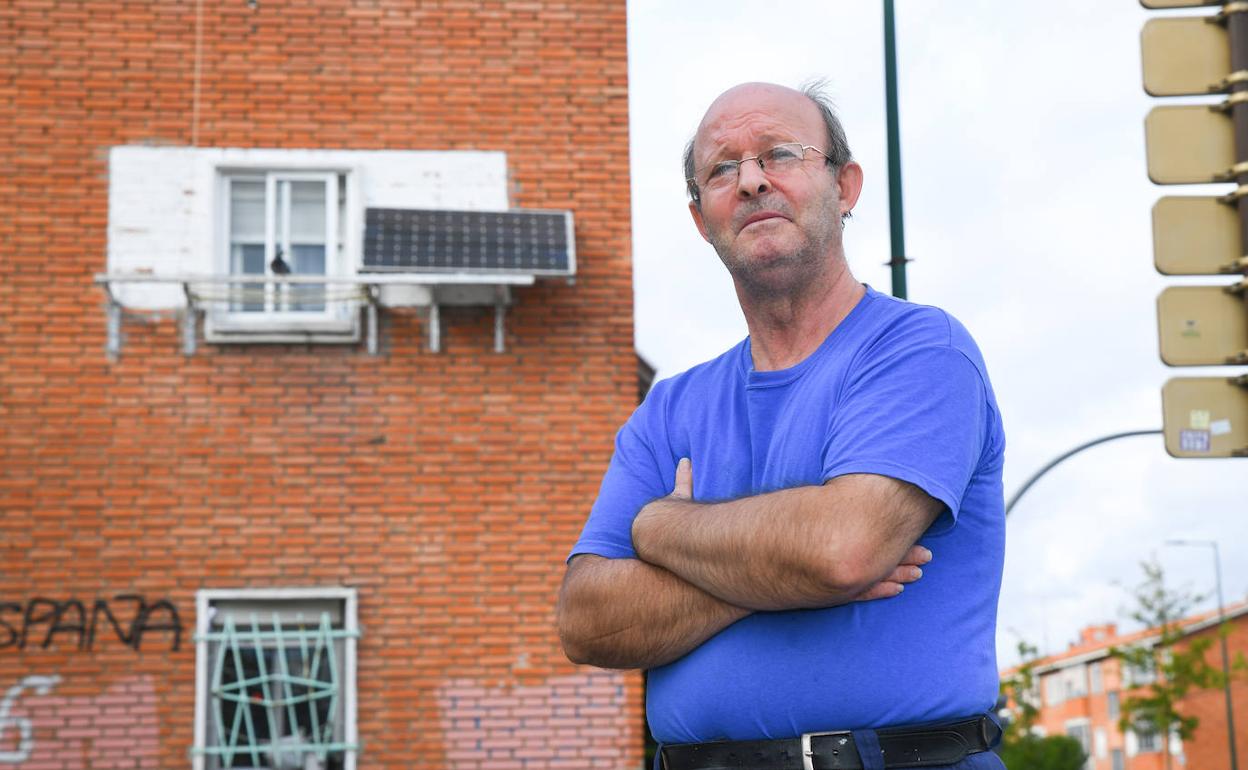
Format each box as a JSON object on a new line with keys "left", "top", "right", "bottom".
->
{"left": 1140, "top": 0, "right": 1248, "bottom": 458}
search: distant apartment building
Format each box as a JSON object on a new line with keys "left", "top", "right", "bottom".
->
{"left": 1002, "top": 601, "right": 1248, "bottom": 770}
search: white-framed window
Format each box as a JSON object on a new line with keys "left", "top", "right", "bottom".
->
{"left": 1135, "top": 725, "right": 1160, "bottom": 754}
{"left": 192, "top": 588, "right": 358, "bottom": 770}
{"left": 208, "top": 169, "right": 359, "bottom": 341}
{"left": 1065, "top": 664, "right": 1089, "bottom": 700}
{"left": 1044, "top": 673, "right": 1062, "bottom": 706}
{"left": 1124, "top": 656, "right": 1157, "bottom": 688}
{"left": 1108, "top": 690, "right": 1120, "bottom": 720}
{"left": 1065, "top": 720, "right": 1093, "bottom": 770}
{"left": 1090, "top": 661, "right": 1103, "bottom": 694}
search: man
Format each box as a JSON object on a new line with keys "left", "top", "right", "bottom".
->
{"left": 557, "top": 82, "right": 1006, "bottom": 770}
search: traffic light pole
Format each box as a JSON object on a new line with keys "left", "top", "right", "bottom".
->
{"left": 1004, "top": 429, "right": 1162, "bottom": 517}
{"left": 1228, "top": 12, "right": 1247, "bottom": 765}
{"left": 883, "top": 0, "right": 908, "bottom": 300}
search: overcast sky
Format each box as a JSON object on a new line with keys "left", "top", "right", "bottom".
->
{"left": 625, "top": 0, "right": 1247, "bottom": 669}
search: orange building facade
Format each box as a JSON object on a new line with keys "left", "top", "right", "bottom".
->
{"left": 0, "top": 1, "right": 638, "bottom": 768}
{"left": 1004, "top": 602, "right": 1248, "bottom": 770}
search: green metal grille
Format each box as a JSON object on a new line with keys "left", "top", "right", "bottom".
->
{"left": 193, "top": 612, "right": 359, "bottom": 768}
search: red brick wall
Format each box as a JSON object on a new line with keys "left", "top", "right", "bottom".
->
{"left": 1175, "top": 619, "right": 1248, "bottom": 770}
{"left": 0, "top": 1, "right": 638, "bottom": 768}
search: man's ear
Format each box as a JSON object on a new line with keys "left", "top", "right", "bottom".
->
{"left": 688, "top": 201, "right": 711, "bottom": 243}
{"left": 835, "top": 161, "right": 864, "bottom": 217}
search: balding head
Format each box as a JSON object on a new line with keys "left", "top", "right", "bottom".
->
{"left": 684, "top": 81, "right": 854, "bottom": 209}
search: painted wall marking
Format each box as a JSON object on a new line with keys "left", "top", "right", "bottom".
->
{"left": 0, "top": 596, "right": 181, "bottom": 652}
{"left": 0, "top": 675, "right": 61, "bottom": 763}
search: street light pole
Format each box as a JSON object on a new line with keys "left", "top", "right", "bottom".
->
{"left": 883, "top": 0, "right": 908, "bottom": 300}
{"left": 1005, "top": 429, "right": 1162, "bottom": 516}
{"left": 1166, "top": 538, "right": 1239, "bottom": 770}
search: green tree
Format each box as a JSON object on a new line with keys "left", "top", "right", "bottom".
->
{"left": 999, "top": 733, "right": 1087, "bottom": 770}
{"left": 1110, "top": 559, "right": 1224, "bottom": 770}
{"left": 999, "top": 640, "right": 1087, "bottom": 770}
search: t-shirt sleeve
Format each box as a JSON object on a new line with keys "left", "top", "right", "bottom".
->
{"left": 821, "top": 343, "right": 989, "bottom": 534}
{"left": 569, "top": 405, "right": 671, "bottom": 561}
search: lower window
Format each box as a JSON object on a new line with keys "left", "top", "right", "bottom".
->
{"left": 1135, "top": 725, "right": 1160, "bottom": 753}
{"left": 192, "top": 588, "right": 358, "bottom": 770}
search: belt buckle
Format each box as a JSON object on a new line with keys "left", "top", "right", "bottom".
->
{"left": 800, "top": 729, "right": 852, "bottom": 770}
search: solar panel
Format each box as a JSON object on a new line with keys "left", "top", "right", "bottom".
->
{"left": 362, "top": 208, "right": 575, "bottom": 276}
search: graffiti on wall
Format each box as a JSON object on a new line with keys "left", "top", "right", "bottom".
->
{"left": 0, "top": 596, "right": 181, "bottom": 653}
{"left": 0, "top": 674, "right": 159, "bottom": 766}
{"left": 0, "top": 675, "right": 60, "bottom": 763}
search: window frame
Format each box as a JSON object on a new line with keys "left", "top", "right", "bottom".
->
{"left": 1135, "top": 724, "right": 1161, "bottom": 754}
{"left": 1065, "top": 718, "right": 1094, "bottom": 770}
{"left": 192, "top": 587, "right": 359, "bottom": 770}
{"left": 207, "top": 166, "right": 362, "bottom": 343}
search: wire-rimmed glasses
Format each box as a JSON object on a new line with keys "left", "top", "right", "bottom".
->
{"left": 687, "top": 143, "right": 830, "bottom": 201}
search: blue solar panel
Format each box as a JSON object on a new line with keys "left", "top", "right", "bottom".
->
{"left": 362, "top": 208, "right": 574, "bottom": 275}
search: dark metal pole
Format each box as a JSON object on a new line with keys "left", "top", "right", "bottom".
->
{"left": 1213, "top": 542, "right": 1240, "bottom": 770}
{"left": 1222, "top": 10, "right": 1247, "bottom": 765}
{"left": 1005, "top": 430, "right": 1162, "bottom": 517}
{"left": 1229, "top": 8, "right": 1248, "bottom": 249}
{"left": 883, "top": 0, "right": 908, "bottom": 300}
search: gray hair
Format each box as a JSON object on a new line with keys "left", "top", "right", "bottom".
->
{"left": 684, "top": 80, "right": 854, "bottom": 210}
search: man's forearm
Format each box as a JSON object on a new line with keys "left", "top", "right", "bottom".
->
{"left": 631, "top": 474, "right": 940, "bottom": 611}
{"left": 557, "top": 554, "right": 750, "bottom": 670}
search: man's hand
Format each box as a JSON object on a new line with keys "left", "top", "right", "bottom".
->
{"left": 658, "top": 457, "right": 928, "bottom": 602}
{"left": 632, "top": 459, "right": 942, "bottom": 611}
{"left": 852, "top": 543, "right": 930, "bottom": 600}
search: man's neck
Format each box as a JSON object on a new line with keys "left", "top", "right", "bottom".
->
{"left": 738, "top": 267, "right": 866, "bottom": 372}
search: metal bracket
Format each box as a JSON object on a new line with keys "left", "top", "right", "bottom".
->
{"left": 428, "top": 300, "right": 441, "bottom": 354}
{"left": 181, "top": 282, "right": 198, "bottom": 356}
{"left": 493, "top": 285, "right": 511, "bottom": 354}
{"left": 1213, "top": 160, "right": 1248, "bottom": 181}
{"left": 1215, "top": 2, "right": 1248, "bottom": 23}
{"left": 104, "top": 283, "right": 122, "bottom": 360}
{"left": 1211, "top": 91, "right": 1248, "bottom": 113}
{"left": 1213, "top": 70, "right": 1248, "bottom": 91}
{"left": 365, "top": 285, "right": 380, "bottom": 356}
{"left": 1218, "top": 184, "right": 1248, "bottom": 203}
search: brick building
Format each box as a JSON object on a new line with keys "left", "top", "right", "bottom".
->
{"left": 1001, "top": 601, "right": 1248, "bottom": 770}
{"left": 0, "top": 1, "right": 638, "bottom": 768}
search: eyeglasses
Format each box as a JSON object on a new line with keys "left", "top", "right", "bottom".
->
{"left": 687, "top": 143, "right": 831, "bottom": 201}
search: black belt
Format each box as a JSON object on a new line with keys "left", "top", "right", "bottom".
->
{"left": 661, "top": 715, "right": 1000, "bottom": 770}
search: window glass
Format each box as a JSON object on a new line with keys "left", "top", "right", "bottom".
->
{"left": 290, "top": 245, "right": 326, "bottom": 311}
{"left": 230, "top": 181, "right": 266, "bottom": 312}
{"left": 230, "top": 180, "right": 265, "bottom": 242}
{"left": 289, "top": 180, "right": 327, "bottom": 245}
{"left": 1066, "top": 723, "right": 1091, "bottom": 754}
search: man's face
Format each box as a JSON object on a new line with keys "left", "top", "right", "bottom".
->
{"left": 688, "top": 84, "right": 861, "bottom": 296}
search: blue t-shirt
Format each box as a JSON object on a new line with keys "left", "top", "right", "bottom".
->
{"left": 570, "top": 287, "right": 1006, "bottom": 744}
